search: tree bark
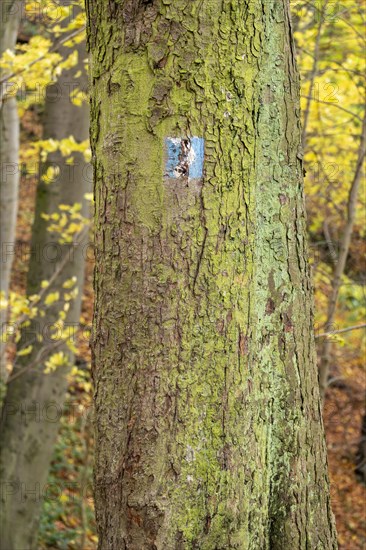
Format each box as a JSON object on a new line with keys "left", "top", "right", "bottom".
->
{"left": 0, "top": 0, "right": 22, "bottom": 382}
{"left": 0, "top": 37, "right": 91, "bottom": 550}
{"left": 87, "top": 1, "right": 338, "bottom": 548}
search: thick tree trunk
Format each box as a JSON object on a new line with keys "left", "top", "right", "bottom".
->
{"left": 0, "top": 38, "right": 90, "bottom": 549}
{"left": 0, "top": 0, "right": 22, "bottom": 382}
{"left": 87, "top": 1, "right": 337, "bottom": 548}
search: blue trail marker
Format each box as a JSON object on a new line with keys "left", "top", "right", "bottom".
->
{"left": 165, "top": 137, "right": 204, "bottom": 180}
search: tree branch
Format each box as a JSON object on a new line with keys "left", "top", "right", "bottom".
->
{"left": 316, "top": 323, "right": 366, "bottom": 339}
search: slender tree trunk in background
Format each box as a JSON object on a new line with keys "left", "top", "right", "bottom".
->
{"left": 355, "top": 406, "right": 366, "bottom": 484}
{"left": 0, "top": 37, "right": 91, "bottom": 549}
{"left": 0, "top": 0, "right": 22, "bottom": 383}
{"left": 319, "top": 112, "right": 366, "bottom": 399}
{"left": 300, "top": 0, "right": 328, "bottom": 149}
{"left": 87, "top": 1, "right": 337, "bottom": 548}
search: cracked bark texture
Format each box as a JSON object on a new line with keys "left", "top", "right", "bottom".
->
{"left": 86, "top": 1, "right": 338, "bottom": 548}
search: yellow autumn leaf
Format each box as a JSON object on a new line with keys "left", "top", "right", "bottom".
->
{"left": 18, "top": 345, "right": 33, "bottom": 357}
{"left": 44, "top": 292, "right": 60, "bottom": 306}
{"left": 62, "top": 276, "right": 77, "bottom": 289}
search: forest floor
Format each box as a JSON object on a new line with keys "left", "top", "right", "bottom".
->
{"left": 8, "top": 109, "right": 366, "bottom": 549}
{"left": 324, "top": 357, "right": 366, "bottom": 549}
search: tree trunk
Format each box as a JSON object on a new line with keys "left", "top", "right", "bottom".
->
{"left": 0, "top": 38, "right": 90, "bottom": 550}
{"left": 355, "top": 405, "right": 366, "bottom": 484}
{"left": 87, "top": 1, "right": 337, "bottom": 548}
{"left": 0, "top": 0, "right": 22, "bottom": 382}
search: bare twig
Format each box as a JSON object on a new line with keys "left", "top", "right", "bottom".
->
{"left": 316, "top": 323, "right": 366, "bottom": 339}
{"left": 301, "top": 95, "right": 364, "bottom": 123}
{"left": 7, "top": 338, "right": 67, "bottom": 384}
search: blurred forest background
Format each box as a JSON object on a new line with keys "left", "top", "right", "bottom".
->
{"left": 0, "top": 0, "right": 365, "bottom": 548}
